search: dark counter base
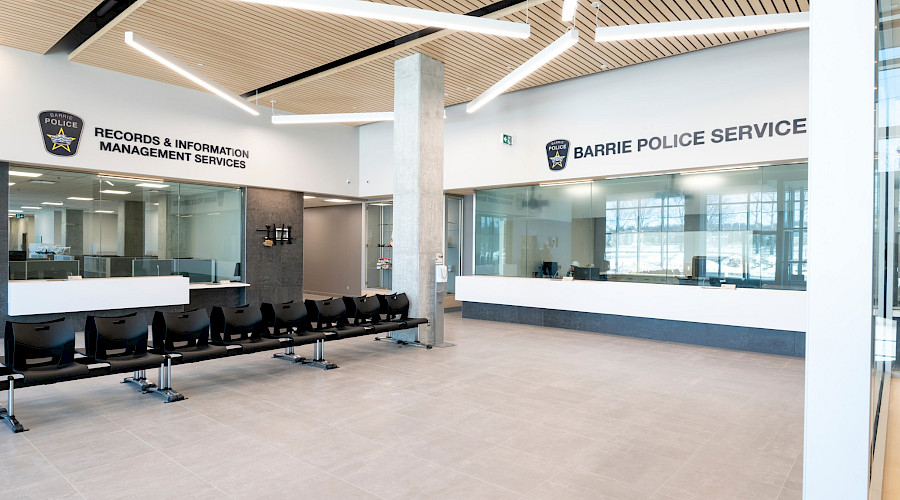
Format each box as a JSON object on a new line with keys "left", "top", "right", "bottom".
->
{"left": 461, "top": 301, "right": 805, "bottom": 358}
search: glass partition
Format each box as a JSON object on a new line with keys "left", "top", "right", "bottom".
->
{"left": 474, "top": 162, "right": 808, "bottom": 290}
{"left": 8, "top": 164, "right": 243, "bottom": 283}
{"left": 365, "top": 201, "right": 392, "bottom": 290}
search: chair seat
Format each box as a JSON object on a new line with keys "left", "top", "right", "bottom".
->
{"left": 14, "top": 362, "right": 94, "bottom": 387}
{"left": 330, "top": 326, "right": 372, "bottom": 340}
{"left": 289, "top": 332, "right": 326, "bottom": 345}
{"left": 226, "top": 336, "right": 289, "bottom": 354}
{"left": 100, "top": 352, "right": 168, "bottom": 374}
{"left": 163, "top": 344, "right": 232, "bottom": 364}
{"left": 387, "top": 318, "right": 428, "bottom": 329}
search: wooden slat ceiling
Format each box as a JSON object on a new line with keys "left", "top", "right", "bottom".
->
{"left": 262, "top": 0, "right": 809, "bottom": 115}
{"left": 68, "top": 0, "right": 499, "bottom": 95}
{"left": 3, "top": 0, "right": 809, "bottom": 118}
{"left": 0, "top": 0, "right": 103, "bottom": 54}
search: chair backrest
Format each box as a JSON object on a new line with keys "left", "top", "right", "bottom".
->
{"left": 85, "top": 313, "right": 148, "bottom": 360}
{"left": 152, "top": 309, "right": 212, "bottom": 351}
{"left": 210, "top": 305, "right": 267, "bottom": 342}
{"left": 344, "top": 295, "right": 381, "bottom": 325}
{"left": 313, "top": 298, "right": 347, "bottom": 330}
{"left": 4, "top": 318, "right": 76, "bottom": 371}
{"left": 262, "top": 301, "right": 311, "bottom": 335}
{"left": 378, "top": 293, "right": 410, "bottom": 320}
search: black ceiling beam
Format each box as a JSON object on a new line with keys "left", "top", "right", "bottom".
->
{"left": 48, "top": 0, "right": 135, "bottom": 54}
{"left": 240, "top": 0, "right": 527, "bottom": 99}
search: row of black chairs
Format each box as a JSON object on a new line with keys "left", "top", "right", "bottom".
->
{"left": 0, "top": 293, "right": 427, "bottom": 432}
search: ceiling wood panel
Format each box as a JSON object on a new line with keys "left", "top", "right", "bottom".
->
{"left": 0, "top": 0, "right": 103, "bottom": 54}
{"left": 67, "top": 0, "right": 499, "bottom": 95}
{"left": 1, "top": 0, "right": 808, "bottom": 119}
{"left": 262, "top": 0, "right": 805, "bottom": 117}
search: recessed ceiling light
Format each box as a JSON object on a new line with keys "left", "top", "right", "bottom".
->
{"left": 324, "top": 198, "right": 353, "bottom": 203}
{"left": 8, "top": 171, "right": 42, "bottom": 178}
{"left": 41, "top": 202, "right": 63, "bottom": 206}
{"left": 105, "top": 180, "right": 115, "bottom": 186}
{"left": 207, "top": 212, "right": 221, "bottom": 216}
{"left": 100, "top": 190, "right": 131, "bottom": 195}
{"left": 600, "top": 63, "right": 608, "bottom": 69}
{"left": 8, "top": 182, "right": 13, "bottom": 186}
{"left": 135, "top": 183, "right": 170, "bottom": 188}
{"left": 152, "top": 203, "right": 159, "bottom": 206}
{"left": 303, "top": 195, "right": 316, "bottom": 199}
{"left": 67, "top": 197, "right": 94, "bottom": 201}
{"left": 30, "top": 180, "right": 57, "bottom": 184}
{"left": 95, "top": 210, "right": 115, "bottom": 214}
{"left": 8, "top": 210, "right": 22, "bottom": 213}
{"left": 20, "top": 206, "right": 41, "bottom": 210}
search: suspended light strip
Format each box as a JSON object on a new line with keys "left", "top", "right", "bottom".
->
{"left": 538, "top": 179, "right": 592, "bottom": 187}
{"left": 124, "top": 32, "right": 260, "bottom": 116}
{"left": 468, "top": 29, "right": 579, "bottom": 114}
{"left": 560, "top": 0, "right": 577, "bottom": 23}
{"left": 595, "top": 12, "right": 810, "bottom": 42}
{"left": 233, "top": 0, "right": 530, "bottom": 38}
{"left": 680, "top": 166, "right": 759, "bottom": 176}
{"left": 273, "top": 112, "right": 394, "bottom": 125}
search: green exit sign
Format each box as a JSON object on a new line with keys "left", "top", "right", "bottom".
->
{"left": 502, "top": 134, "right": 513, "bottom": 146}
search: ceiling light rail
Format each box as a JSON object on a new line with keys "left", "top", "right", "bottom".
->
{"left": 232, "top": 0, "right": 531, "bottom": 38}
{"left": 594, "top": 12, "right": 810, "bottom": 43}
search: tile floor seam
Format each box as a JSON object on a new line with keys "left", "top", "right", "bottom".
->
{"left": 445, "top": 465, "right": 525, "bottom": 497}
{"left": 18, "top": 435, "right": 87, "bottom": 499}
{"left": 152, "top": 449, "right": 235, "bottom": 498}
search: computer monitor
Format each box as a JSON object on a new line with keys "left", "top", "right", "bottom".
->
{"left": 573, "top": 266, "right": 590, "bottom": 280}
{"left": 541, "top": 261, "right": 558, "bottom": 277}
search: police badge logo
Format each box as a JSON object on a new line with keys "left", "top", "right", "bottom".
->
{"left": 546, "top": 139, "right": 569, "bottom": 171}
{"left": 39, "top": 111, "right": 84, "bottom": 157}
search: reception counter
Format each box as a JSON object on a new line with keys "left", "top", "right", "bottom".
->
{"left": 456, "top": 275, "right": 807, "bottom": 356}
{"left": 9, "top": 276, "right": 190, "bottom": 316}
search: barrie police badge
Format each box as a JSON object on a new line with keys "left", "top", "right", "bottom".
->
{"left": 546, "top": 139, "right": 569, "bottom": 171}
{"left": 39, "top": 111, "right": 84, "bottom": 157}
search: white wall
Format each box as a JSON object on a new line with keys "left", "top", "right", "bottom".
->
{"left": 0, "top": 47, "right": 359, "bottom": 197}
{"left": 804, "top": 3, "right": 874, "bottom": 499}
{"left": 359, "top": 30, "right": 809, "bottom": 196}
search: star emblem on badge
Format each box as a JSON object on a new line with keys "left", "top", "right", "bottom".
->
{"left": 550, "top": 151, "right": 565, "bottom": 168}
{"left": 46, "top": 127, "right": 77, "bottom": 153}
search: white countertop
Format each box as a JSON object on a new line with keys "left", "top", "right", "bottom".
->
{"left": 189, "top": 282, "right": 252, "bottom": 290}
{"left": 456, "top": 275, "right": 807, "bottom": 332}
{"left": 9, "top": 275, "right": 190, "bottom": 316}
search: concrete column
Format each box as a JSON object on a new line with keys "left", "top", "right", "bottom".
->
{"left": 117, "top": 200, "right": 145, "bottom": 257}
{"left": 62, "top": 209, "right": 83, "bottom": 255}
{"left": 804, "top": 2, "right": 875, "bottom": 499}
{"left": 392, "top": 53, "right": 444, "bottom": 344}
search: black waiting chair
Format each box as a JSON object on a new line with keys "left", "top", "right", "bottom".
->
{"left": 373, "top": 293, "right": 430, "bottom": 348}
{"left": 261, "top": 301, "right": 333, "bottom": 369}
{"left": 151, "top": 309, "right": 236, "bottom": 365}
{"left": 306, "top": 298, "right": 368, "bottom": 339}
{"left": 210, "top": 305, "right": 291, "bottom": 354}
{"left": 342, "top": 295, "right": 397, "bottom": 336}
{"left": 0, "top": 318, "right": 109, "bottom": 432}
{"left": 84, "top": 313, "right": 181, "bottom": 402}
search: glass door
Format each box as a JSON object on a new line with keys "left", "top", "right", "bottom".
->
{"left": 445, "top": 196, "right": 463, "bottom": 294}
{"left": 365, "top": 201, "right": 392, "bottom": 290}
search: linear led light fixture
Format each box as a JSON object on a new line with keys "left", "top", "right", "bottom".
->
{"left": 680, "top": 166, "right": 759, "bottom": 175}
{"left": 41, "top": 202, "right": 64, "bottom": 206}
{"left": 9, "top": 171, "right": 42, "bottom": 178}
{"left": 100, "top": 174, "right": 165, "bottom": 183}
{"left": 100, "top": 189, "right": 132, "bottom": 195}
{"left": 20, "top": 206, "right": 41, "bottom": 210}
{"left": 324, "top": 198, "right": 353, "bottom": 203}
{"left": 124, "top": 32, "right": 260, "bottom": 116}
{"left": 273, "top": 112, "right": 394, "bottom": 125}
{"left": 95, "top": 210, "right": 115, "bottom": 214}
{"left": 594, "top": 12, "right": 810, "bottom": 42}
{"left": 233, "top": 0, "right": 530, "bottom": 38}
{"left": 67, "top": 197, "right": 94, "bottom": 201}
{"left": 135, "top": 183, "right": 170, "bottom": 188}
{"left": 468, "top": 29, "right": 579, "bottom": 113}
{"left": 538, "top": 179, "right": 592, "bottom": 187}
{"left": 561, "top": 0, "right": 577, "bottom": 22}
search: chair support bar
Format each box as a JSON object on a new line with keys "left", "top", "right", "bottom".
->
{"left": 299, "top": 339, "right": 338, "bottom": 370}
{"left": 123, "top": 369, "right": 157, "bottom": 392}
{"left": 144, "top": 356, "right": 185, "bottom": 403}
{"left": 374, "top": 327, "right": 433, "bottom": 349}
{"left": 1, "top": 375, "right": 26, "bottom": 433}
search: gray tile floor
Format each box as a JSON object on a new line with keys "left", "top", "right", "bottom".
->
{"left": 0, "top": 312, "right": 803, "bottom": 499}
